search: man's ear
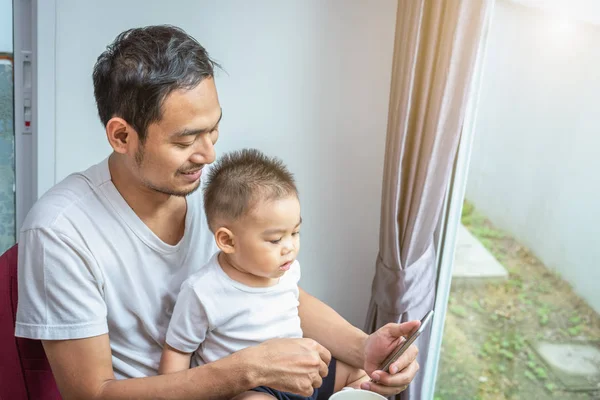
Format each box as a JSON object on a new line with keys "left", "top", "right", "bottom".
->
{"left": 215, "top": 227, "right": 235, "bottom": 254}
{"left": 106, "top": 117, "right": 138, "bottom": 154}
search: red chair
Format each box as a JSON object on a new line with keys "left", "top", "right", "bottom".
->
{"left": 0, "top": 244, "right": 62, "bottom": 399}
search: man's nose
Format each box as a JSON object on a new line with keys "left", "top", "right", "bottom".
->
{"left": 190, "top": 134, "right": 216, "bottom": 165}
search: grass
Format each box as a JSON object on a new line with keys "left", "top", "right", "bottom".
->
{"left": 434, "top": 201, "right": 600, "bottom": 400}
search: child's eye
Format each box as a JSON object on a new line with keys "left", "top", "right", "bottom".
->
{"left": 269, "top": 238, "right": 282, "bottom": 244}
{"left": 292, "top": 231, "right": 300, "bottom": 236}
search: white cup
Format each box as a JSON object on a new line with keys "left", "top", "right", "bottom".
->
{"left": 328, "top": 387, "right": 388, "bottom": 400}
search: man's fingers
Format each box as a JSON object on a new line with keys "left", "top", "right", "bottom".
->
{"left": 314, "top": 341, "right": 332, "bottom": 367}
{"left": 307, "top": 339, "right": 329, "bottom": 380}
{"left": 361, "top": 381, "right": 409, "bottom": 397}
{"left": 318, "top": 358, "right": 329, "bottom": 378}
{"left": 389, "top": 343, "right": 419, "bottom": 373}
{"left": 298, "top": 385, "right": 317, "bottom": 398}
{"left": 372, "top": 359, "right": 420, "bottom": 387}
{"left": 311, "top": 373, "right": 323, "bottom": 389}
{"left": 384, "top": 320, "right": 421, "bottom": 339}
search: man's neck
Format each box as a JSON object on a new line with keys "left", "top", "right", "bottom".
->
{"left": 108, "top": 153, "right": 187, "bottom": 245}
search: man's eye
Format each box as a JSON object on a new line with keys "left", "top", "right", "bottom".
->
{"left": 175, "top": 142, "right": 193, "bottom": 148}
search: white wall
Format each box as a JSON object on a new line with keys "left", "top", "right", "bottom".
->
{"left": 511, "top": 0, "right": 600, "bottom": 26}
{"left": 466, "top": 0, "right": 600, "bottom": 313}
{"left": 0, "top": 0, "right": 11, "bottom": 52}
{"left": 44, "top": 0, "right": 397, "bottom": 327}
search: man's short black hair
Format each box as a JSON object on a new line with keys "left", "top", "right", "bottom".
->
{"left": 93, "top": 25, "right": 220, "bottom": 142}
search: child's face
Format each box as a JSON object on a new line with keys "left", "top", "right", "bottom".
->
{"left": 230, "top": 195, "right": 301, "bottom": 281}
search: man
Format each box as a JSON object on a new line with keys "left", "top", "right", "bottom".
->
{"left": 15, "top": 25, "right": 419, "bottom": 399}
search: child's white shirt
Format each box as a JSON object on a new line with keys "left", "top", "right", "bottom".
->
{"left": 165, "top": 252, "right": 303, "bottom": 366}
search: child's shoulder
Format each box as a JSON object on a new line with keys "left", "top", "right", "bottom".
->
{"left": 180, "top": 253, "right": 222, "bottom": 291}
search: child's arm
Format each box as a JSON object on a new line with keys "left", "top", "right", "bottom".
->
{"left": 159, "top": 344, "right": 193, "bottom": 374}
{"left": 160, "top": 281, "right": 211, "bottom": 375}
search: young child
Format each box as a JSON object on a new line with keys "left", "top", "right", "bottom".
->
{"left": 159, "top": 149, "right": 369, "bottom": 399}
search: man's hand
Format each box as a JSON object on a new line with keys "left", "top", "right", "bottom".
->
{"left": 247, "top": 338, "right": 332, "bottom": 397}
{"left": 360, "top": 321, "right": 421, "bottom": 396}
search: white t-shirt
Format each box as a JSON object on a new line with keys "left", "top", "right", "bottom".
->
{"left": 166, "top": 253, "right": 303, "bottom": 366}
{"left": 15, "top": 158, "right": 218, "bottom": 379}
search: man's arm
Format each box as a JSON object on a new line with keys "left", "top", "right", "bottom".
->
{"left": 44, "top": 334, "right": 255, "bottom": 400}
{"left": 298, "top": 287, "right": 367, "bottom": 368}
{"left": 43, "top": 333, "right": 331, "bottom": 400}
{"left": 298, "top": 288, "right": 420, "bottom": 397}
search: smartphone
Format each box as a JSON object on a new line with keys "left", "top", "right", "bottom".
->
{"left": 376, "top": 310, "right": 434, "bottom": 374}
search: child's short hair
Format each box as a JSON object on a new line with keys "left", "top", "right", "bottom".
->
{"left": 204, "top": 149, "right": 298, "bottom": 231}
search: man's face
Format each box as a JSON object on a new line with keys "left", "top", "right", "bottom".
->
{"left": 132, "top": 78, "right": 221, "bottom": 197}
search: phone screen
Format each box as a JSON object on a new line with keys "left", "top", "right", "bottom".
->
{"left": 377, "top": 310, "right": 434, "bottom": 374}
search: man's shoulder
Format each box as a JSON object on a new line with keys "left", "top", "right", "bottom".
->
{"left": 21, "top": 160, "right": 110, "bottom": 232}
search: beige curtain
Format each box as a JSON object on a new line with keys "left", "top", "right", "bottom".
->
{"left": 364, "top": 1, "right": 492, "bottom": 399}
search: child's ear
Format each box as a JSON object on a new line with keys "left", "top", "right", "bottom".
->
{"left": 215, "top": 227, "right": 235, "bottom": 254}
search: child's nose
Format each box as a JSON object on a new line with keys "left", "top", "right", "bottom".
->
{"left": 281, "top": 239, "right": 295, "bottom": 254}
